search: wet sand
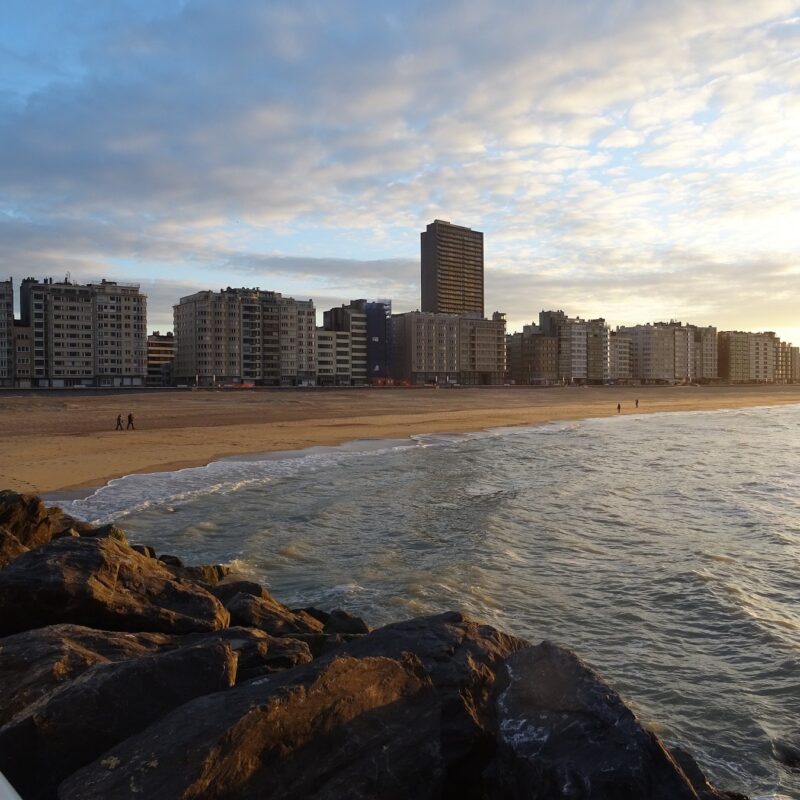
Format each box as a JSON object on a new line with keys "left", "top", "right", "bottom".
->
{"left": 1, "top": 385, "right": 799, "bottom": 494}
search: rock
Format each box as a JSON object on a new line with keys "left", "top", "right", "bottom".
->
{"left": 158, "top": 553, "right": 184, "bottom": 567}
{"left": 338, "top": 611, "right": 528, "bottom": 796}
{"left": 209, "top": 577, "right": 269, "bottom": 605}
{"left": 0, "top": 624, "right": 174, "bottom": 725}
{"left": 0, "top": 535, "right": 230, "bottom": 636}
{"left": 0, "top": 640, "right": 237, "bottom": 800}
{"left": 227, "top": 591, "right": 324, "bottom": 636}
{"left": 167, "top": 563, "right": 231, "bottom": 585}
{"left": 234, "top": 635, "right": 314, "bottom": 681}
{"left": 59, "top": 654, "right": 444, "bottom": 800}
{"left": 81, "top": 523, "right": 127, "bottom": 542}
{"left": 324, "top": 608, "right": 371, "bottom": 635}
{"left": 488, "top": 642, "right": 739, "bottom": 800}
{"left": 0, "top": 526, "right": 28, "bottom": 568}
{"left": 131, "top": 544, "right": 156, "bottom": 558}
{"left": 0, "top": 491, "right": 55, "bottom": 549}
{"left": 300, "top": 605, "right": 331, "bottom": 625}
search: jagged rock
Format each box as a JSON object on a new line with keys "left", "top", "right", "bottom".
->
{"left": 59, "top": 654, "right": 443, "bottom": 800}
{"left": 0, "top": 640, "right": 237, "bottom": 800}
{"left": 131, "top": 544, "right": 156, "bottom": 558}
{"left": 234, "top": 634, "right": 313, "bottom": 681}
{"left": 167, "top": 563, "right": 231, "bottom": 585}
{"left": 210, "top": 577, "right": 269, "bottom": 605}
{"left": 338, "top": 611, "right": 529, "bottom": 796}
{"left": 0, "top": 535, "right": 230, "bottom": 636}
{"left": 488, "top": 642, "right": 740, "bottom": 800}
{"left": 226, "top": 591, "right": 324, "bottom": 636}
{"left": 324, "top": 608, "right": 371, "bottom": 635}
{"left": 0, "top": 491, "right": 56, "bottom": 549}
{"left": 0, "top": 526, "right": 28, "bottom": 568}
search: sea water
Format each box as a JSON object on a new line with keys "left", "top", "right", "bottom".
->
{"left": 57, "top": 404, "right": 800, "bottom": 799}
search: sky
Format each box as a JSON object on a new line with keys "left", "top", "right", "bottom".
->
{"left": 1, "top": 0, "right": 799, "bottom": 340}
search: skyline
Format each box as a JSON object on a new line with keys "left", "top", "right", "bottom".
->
{"left": 2, "top": 2, "right": 799, "bottom": 339}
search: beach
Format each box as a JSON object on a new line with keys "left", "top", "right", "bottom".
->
{"left": 1, "top": 384, "right": 799, "bottom": 494}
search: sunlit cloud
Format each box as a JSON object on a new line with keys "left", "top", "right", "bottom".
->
{"left": 1, "top": 0, "right": 798, "bottom": 339}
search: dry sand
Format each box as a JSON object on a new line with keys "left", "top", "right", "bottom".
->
{"left": 1, "top": 385, "right": 799, "bottom": 494}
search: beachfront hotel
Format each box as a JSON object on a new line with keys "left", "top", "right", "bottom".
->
{"left": 173, "top": 288, "right": 316, "bottom": 386}
{"left": 0, "top": 280, "right": 13, "bottom": 388}
{"left": 421, "top": 220, "right": 484, "bottom": 316}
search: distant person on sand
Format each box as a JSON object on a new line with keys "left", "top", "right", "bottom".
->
{"left": 126, "top": 413, "right": 135, "bottom": 430}
{"left": 115, "top": 414, "right": 123, "bottom": 431}
{"left": 617, "top": 403, "right": 621, "bottom": 414}
{"left": 635, "top": 398, "right": 639, "bottom": 408}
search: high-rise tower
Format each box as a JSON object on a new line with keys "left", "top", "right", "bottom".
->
{"left": 420, "top": 220, "right": 484, "bottom": 316}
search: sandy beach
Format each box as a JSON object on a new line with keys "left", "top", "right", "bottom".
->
{"left": 1, "top": 384, "right": 799, "bottom": 494}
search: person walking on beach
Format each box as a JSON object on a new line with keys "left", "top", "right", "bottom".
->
{"left": 126, "top": 413, "right": 135, "bottom": 430}
{"left": 115, "top": 414, "right": 123, "bottom": 431}
{"left": 617, "top": 403, "right": 621, "bottom": 414}
{"left": 635, "top": 398, "right": 639, "bottom": 409}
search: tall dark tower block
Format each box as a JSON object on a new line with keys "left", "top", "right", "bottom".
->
{"left": 420, "top": 220, "right": 484, "bottom": 316}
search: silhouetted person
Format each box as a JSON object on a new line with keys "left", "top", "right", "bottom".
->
{"left": 635, "top": 398, "right": 639, "bottom": 408}
{"left": 115, "top": 415, "right": 123, "bottom": 431}
{"left": 126, "top": 413, "right": 135, "bottom": 430}
{"left": 617, "top": 403, "right": 621, "bottom": 414}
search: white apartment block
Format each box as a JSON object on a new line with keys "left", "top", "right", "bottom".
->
{"left": 316, "top": 329, "right": 352, "bottom": 386}
{"left": 0, "top": 280, "right": 13, "bottom": 387}
{"left": 538, "top": 311, "right": 608, "bottom": 383}
{"left": 609, "top": 330, "right": 632, "bottom": 382}
{"left": 17, "top": 278, "right": 146, "bottom": 387}
{"left": 174, "top": 288, "right": 316, "bottom": 386}
{"left": 323, "top": 303, "right": 367, "bottom": 385}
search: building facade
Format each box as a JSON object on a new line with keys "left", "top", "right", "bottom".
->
{"left": 146, "top": 331, "right": 176, "bottom": 387}
{"left": 506, "top": 325, "right": 559, "bottom": 384}
{"left": 421, "top": 220, "right": 484, "bottom": 316}
{"left": 718, "top": 331, "right": 778, "bottom": 383}
{"left": 350, "top": 299, "right": 392, "bottom": 380}
{"left": 174, "top": 288, "right": 316, "bottom": 386}
{"left": 16, "top": 278, "right": 146, "bottom": 387}
{"left": 316, "top": 330, "right": 352, "bottom": 386}
{"left": 608, "top": 330, "right": 632, "bottom": 383}
{"left": 323, "top": 302, "right": 367, "bottom": 385}
{"left": 0, "top": 280, "right": 13, "bottom": 387}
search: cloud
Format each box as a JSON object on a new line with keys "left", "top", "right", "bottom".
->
{"left": 1, "top": 0, "right": 799, "bottom": 340}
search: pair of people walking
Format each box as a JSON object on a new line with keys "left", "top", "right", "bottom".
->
{"left": 115, "top": 413, "right": 135, "bottom": 431}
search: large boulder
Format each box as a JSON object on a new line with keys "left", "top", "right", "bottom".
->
{"left": 0, "top": 624, "right": 306, "bottom": 725}
{"left": 337, "top": 611, "right": 529, "bottom": 796}
{"left": 487, "top": 642, "right": 742, "bottom": 800}
{"left": 0, "top": 492, "right": 92, "bottom": 553}
{"left": 0, "top": 640, "right": 238, "bottom": 800}
{"left": 0, "top": 535, "right": 230, "bottom": 636}
{"left": 226, "top": 591, "right": 324, "bottom": 636}
{"left": 60, "top": 654, "right": 444, "bottom": 800}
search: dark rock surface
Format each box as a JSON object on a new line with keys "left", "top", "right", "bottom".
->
{"left": 60, "top": 654, "right": 443, "bottom": 800}
{"left": 0, "top": 525, "right": 27, "bottom": 567}
{"left": 489, "top": 642, "right": 743, "bottom": 800}
{"left": 0, "top": 640, "right": 237, "bottom": 800}
{"left": 0, "top": 535, "right": 230, "bottom": 635}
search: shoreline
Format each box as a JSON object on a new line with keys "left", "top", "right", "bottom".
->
{"left": 2, "top": 385, "right": 800, "bottom": 494}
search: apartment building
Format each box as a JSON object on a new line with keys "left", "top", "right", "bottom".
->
{"left": 0, "top": 280, "right": 12, "bottom": 387}
{"left": 16, "top": 277, "right": 146, "bottom": 387}
{"left": 421, "top": 220, "right": 484, "bottom": 316}
{"left": 146, "top": 331, "right": 176, "bottom": 387}
{"left": 506, "top": 325, "right": 558, "bottom": 385}
{"left": 692, "top": 326, "right": 718, "bottom": 382}
{"left": 350, "top": 299, "right": 392, "bottom": 380}
{"left": 13, "top": 324, "right": 33, "bottom": 387}
{"left": 458, "top": 312, "right": 506, "bottom": 385}
{"left": 718, "top": 331, "right": 778, "bottom": 383}
{"left": 609, "top": 330, "right": 632, "bottom": 383}
{"left": 538, "top": 311, "right": 608, "bottom": 384}
{"left": 323, "top": 302, "right": 367, "bottom": 385}
{"left": 316, "top": 330, "right": 352, "bottom": 386}
{"left": 174, "top": 288, "right": 316, "bottom": 386}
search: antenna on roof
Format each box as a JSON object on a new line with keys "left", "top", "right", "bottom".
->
{"left": 65, "top": 271, "right": 71, "bottom": 284}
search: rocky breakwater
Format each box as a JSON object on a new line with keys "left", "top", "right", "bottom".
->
{"left": 0, "top": 489, "right": 748, "bottom": 800}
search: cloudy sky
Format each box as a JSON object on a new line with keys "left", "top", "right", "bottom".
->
{"left": 2, "top": 1, "right": 799, "bottom": 339}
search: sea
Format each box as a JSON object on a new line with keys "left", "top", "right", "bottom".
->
{"left": 55, "top": 404, "right": 800, "bottom": 800}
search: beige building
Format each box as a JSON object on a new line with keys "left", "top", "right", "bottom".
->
{"left": 174, "top": 288, "right": 316, "bottom": 386}
{"left": 316, "top": 329, "right": 352, "bottom": 386}
{"left": 692, "top": 326, "right": 718, "bottom": 382}
{"left": 391, "top": 311, "right": 505, "bottom": 385}
{"left": 718, "top": 331, "right": 778, "bottom": 383}
{"left": 538, "top": 311, "right": 608, "bottom": 384}
{"left": 421, "top": 220, "right": 484, "bottom": 316}
{"left": 0, "top": 280, "right": 12, "bottom": 387}
{"left": 13, "top": 324, "right": 33, "bottom": 387}
{"left": 17, "top": 277, "right": 146, "bottom": 387}
{"left": 609, "top": 330, "right": 632, "bottom": 383}
{"left": 146, "top": 331, "right": 176, "bottom": 387}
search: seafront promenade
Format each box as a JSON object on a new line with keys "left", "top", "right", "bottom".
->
{"left": 1, "top": 384, "right": 799, "bottom": 494}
